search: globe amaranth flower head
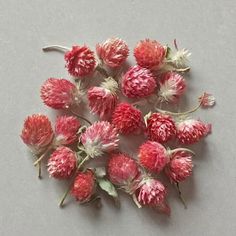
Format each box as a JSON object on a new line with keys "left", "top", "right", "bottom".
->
{"left": 21, "top": 114, "right": 54, "bottom": 154}
{"left": 165, "top": 150, "right": 193, "bottom": 183}
{"left": 65, "top": 45, "right": 96, "bottom": 77}
{"left": 71, "top": 170, "right": 95, "bottom": 203}
{"left": 138, "top": 141, "right": 169, "bottom": 173}
{"left": 107, "top": 153, "right": 141, "bottom": 194}
{"left": 158, "top": 71, "right": 186, "bottom": 103}
{"left": 47, "top": 146, "right": 77, "bottom": 179}
{"left": 80, "top": 121, "right": 119, "bottom": 158}
{"left": 199, "top": 92, "right": 216, "bottom": 108}
{"left": 96, "top": 38, "right": 129, "bottom": 67}
{"left": 88, "top": 77, "right": 118, "bottom": 119}
{"left": 54, "top": 115, "right": 80, "bottom": 146}
{"left": 134, "top": 39, "right": 166, "bottom": 70}
{"left": 41, "top": 78, "right": 82, "bottom": 109}
{"left": 176, "top": 118, "right": 211, "bottom": 145}
{"left": 121, "top": 65, "right": 157, "bottom": 98}
{"left": 146, "top": 112, "right": 176, "bottom": 143}
{"left": 112, "top": 102, "right": 144, "bottom": 135}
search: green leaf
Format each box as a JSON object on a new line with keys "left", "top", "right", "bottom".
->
{"left": 94, "top": 167, "right": 106, "bottom": 178}
{"left": 98, "top": 178, "right": 118, "bottom": 198}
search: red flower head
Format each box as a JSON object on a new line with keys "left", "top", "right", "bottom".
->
{"left": 176, "top": 119, "right": 211, "bottom": 145}
{"left": 158, "top": 72, "right": 186, "bottom": 103}
{"left": 81, "top": 121, "right": 119, "bottom": 158}
{"left": 54, "top": 116, "right": 80, "bottom": 146}
{"left": 135, "top": 178, "right": 170, "bottom": 215}
{"left": 65, "top": 45, "right": 96, "bottom": 77}
{"left": 134, "top": 39, "right": 166, "bottom": 70}
{"left": 71, "top": 170, "right": 95, "bottom": 203}
{"left": 121, "top": 65, "right": 157, "bottom": 98}
{"left": 41, "top": 78, "right": 81, "bottom": 109}
{"left": 107, "top": 153, "right": 141, "bottom": 193}
{"left": 146, "top": 113, "right": 176, "bottom": 143}
{"left": 88, "top": 78, "right": 118, "bottom": 119}
{"left": 96, "top": 38, "right": 129, "bottom": 67}
{"left": 138, "top": 141, "right": 168, "bottom": 173}
{"left": 21, "top": 114, "right": 54, "bottom": 154}
{"left": 112, "top": 103, "right": 144, "bottom": 135}
{"left": 47, "top": 146, "right": 77, "bottom": 179}
{"left": 165, "top": 151, "right": 193, "bottom": 183}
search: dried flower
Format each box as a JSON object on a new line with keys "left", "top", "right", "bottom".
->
{"left": 138, "top": 141, "right": 168, "bottom": 173}
{"left": 96, "top": 38, "right": 129, "bottom": 67}
{"left": 65, "top": 45, "right": 96, "bottom": 77}
{"left": 81, "top": 121, "right": 119, "bottom": 158}
{"left": 165, "top": 151, "right": 193, "bottom": 183}
{"left": 169, "top": 48, "right": 191, "bottom": 68}
{"left": 146, "top": 113, "right": 176, "bottom": 143}
{"left": 88, "top": 78, "right": 118, "bottom": 119}
{"left": 47, "top": 146, "right": 77, "bottom": 179}
{"left": 158, "top": 72, "right": 186, "bottom": 103}
{"left": 121, "top": 65, "right": 157, "bottom": 98}
{"left": 112, "top": 103, "right": 144, "bottom": 135}
{"left": 54, "top": 116, "right": 80, "bottom": 146}
{"left": 199, "top": 92, "right": 216, "bottom": 108}
{"left": 134, "top": 39, "right": 166, "bottom": 70}
{"left": 176, "top": 119, "right": 211, "bottom": 145}
{"left": 21, "top": 114, "right": 54, "bottom": 154}
{"left": 71, "top": 170, "right": 95, "bottom": 203}
{"left": 41, "top": 78, "right": 81, "bottom": 109}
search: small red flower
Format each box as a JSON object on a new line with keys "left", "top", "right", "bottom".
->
{"left": 134, "top": 39, "right": 166, "bottom": 70}
{"left": 107, "top": 153, "right": 141, "bottom": 193}
{"left": 71, "top": 170, "right": 95, "bottom": 203}
{"left": 21, "top": 114, "right": 54, "bottom": 154}
{"left": 165, "top": 151, "right": 193, "bottom": 183}
{"left": 41, "top": 78, "right": 80, "bottom": 109}
{"left": 65, "top": 45, "right": 96, "bottom": 77}
{"left": 138, "top": 141, "right": 168, "bottom": 173}
{"left": 121, "top": 65, "right": 157, "bottom": 98}
{"left": 96, "top": 38, "right": 129, "bottom": 67}
{"left": 199, "top": 92, "right": 216, "bottom": 108}
{"left": 54, "top": 116, "right": 80, "bottom": 146}
{"left": 47, "top": 146, "right": 77, "bottom": 179}
{"left": 146, "top": 113, "right": 176, "bottom": 143}
{"left": 176, "top": 119, "right": 211, "bottom": 145}
{"left": 112, "top": 103, "right": 144, "bottom": 135}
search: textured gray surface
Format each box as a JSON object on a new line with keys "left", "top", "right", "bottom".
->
{"left": 0, "top": 0, "right": 236, "bottom": 236}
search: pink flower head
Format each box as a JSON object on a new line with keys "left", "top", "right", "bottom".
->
{"left": 158, "top": 72, "right": 186, "bottom": 103}
{"left": 54, "top": 116, "right": 80, "bottom": 146}
{"left": 136, "top": 178, "right": 170, "bottom": 215}
{"left": 65, "top": 45, "right": 96, "bottom": 77}
{"left": 138, "top": 141, "right": 168, "bottom": 173}
{"left": 165, "top": 151, "right": 193, "bottom": 183}
{"left": 88, "top": 78, "right": 118, "bottom": 119}
{"left": 47, "top": 146, "right": 77, "bottom": 179}
{"left": 71, "top": 170, "right": 95, "bottom": 203}
{"left": 134, "top": 39, "right": 166, "bottom": 70}
{"left": 176, "top": 119, "right": 212, "bottom": 145}
{"left": 121, "top": 65, "right": 157, "bottom": 98}
{"left": 112, "top": 103, "right": 144, "bottom": 135}
{"left": 21, "top": 114, "right": 54, "bottom": 154}
{"left": 107, "top": 153, "right": 141, "bottom": 193}
{"left": 199, "top": 92, "right": 216, "bottom": 108}
{"left": 146, "top": 113, "right": 176, "bottom": 143}
{"left": 41, "top": 78, "right": 81, "bottom": 109}
{"left": 96, "top": 38, "right": 129, "bottom": 67}
{"left": 81, "top": 121, "right": 119, "bottom": 158}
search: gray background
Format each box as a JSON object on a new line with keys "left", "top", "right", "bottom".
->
{"left": 0, "top": 0, "right": 236, "bottom": 235}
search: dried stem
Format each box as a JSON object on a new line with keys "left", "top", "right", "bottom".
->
{"left": 70, "top": 109, "right": 92, "bottom": 125}
{"left": 96, "top": 64, "right": 109, "bottom": 78}
{"left": 42, "top": 45, "right": 70, "bottom": 52}
{"left": 34, "top": 146, "right": 52, "bottom": 166}
{"left": 175, "top": 183, "right": 187, "bottom": 209}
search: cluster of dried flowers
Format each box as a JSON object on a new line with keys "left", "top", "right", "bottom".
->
{"left": 21, "top": 38, "right": 215, "bottom": 215}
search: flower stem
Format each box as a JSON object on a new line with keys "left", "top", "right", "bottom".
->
{"left": 170, "top": 148, "right": 195, "bottom": 156}
{"left": 175, "top": 183, "right": 187, "bottom": 209}
{"left": 69, "top": 109, "right": 92, "bottom": 125}
{"left": 96, "top": 64, "right": 109, "bottom": 78}
{"left": 37, "top": 161, "right": 42, "bottom": 179}
{"left": 42, "top": 45, "right": 70, "bottom": 52}
{"left": 34, "top": 146, "right": 52, "bottom": 166}
{"left": 58, "top": 155, "right": 90, "bottom": 207}
{"left": 132, "top": 194, "right": 142, "bottom": 208}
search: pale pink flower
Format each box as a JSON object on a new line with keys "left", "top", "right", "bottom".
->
{"left": 21, "top": 114, "right": 54, "bottom": 154}
{"left": 96, "top": 38, "right": 129, "bottom": 67}
{"left": 88, "top": 78, "right": 118, "bottom": 119}
{"left": 81, "top": 121, "right": 119, "bottom": 158}
{"left": 199, "top": 92, "right": 216, "bottom": 108}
